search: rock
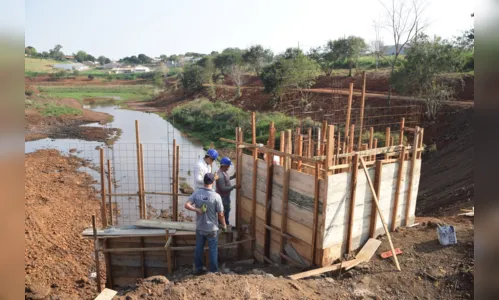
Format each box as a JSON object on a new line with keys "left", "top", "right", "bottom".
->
{"left": 144, "top": 275, "right": 169, "bottom": 284}
{"left": 265, "top": 273, "right": 275, "bottom": 278}
{"left": 50, "top": 283, "right": 58, "bottom": 288}
{"left": 325, "top": 277, "right": 335, "bottom": 283}
{"left": 354, "top": 263, "right": 371, "bottom": 272}
{"left": 25, "top": 283, "right": 51, "bottom": 300}
{"left": 125, "top": 295, "right": 137, "bottom": 300}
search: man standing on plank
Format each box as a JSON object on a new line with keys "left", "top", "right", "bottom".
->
{"left": 193, "top": 148, "right": 218, "bottom": 190}
{"left": 184, "top": 173, "right": 227, "bottom": 274}
{"left": 216, "top": 157, "right": 239, "bottom": 228}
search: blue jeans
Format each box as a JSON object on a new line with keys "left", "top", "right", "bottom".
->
{"left": 195, "top": 230, "right": 218, "bottom": 273}
{"left": 222, "top": 196, "right": 231, "bottom": 226}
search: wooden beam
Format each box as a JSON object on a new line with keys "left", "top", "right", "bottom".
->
{"left": 280, "top": 130, "right": 292, "bottom": 260}
{"left": 139, "top": 143, "right": 146, "bottom": 218}
{"left": 235, "top": 128, "right": 241, "bottom": 237}
{"left": 99, "top": 149, "right": 108, "bottom": 227}
{"left": 391, "top": 146, "right": 406, "bottom": 232}
{"left": 92, "top": 216, "right": 102, "bottom": 293}
{"left": 307, "top": 127, "right": 312, "bottom": 159}
{"left": 101, "top": 239, "right": 254, "bottom": 253}
{"left": 385, "top": 127, "right": 391, "bottom": 159}
{"left": 94, "top": 288, "right": 117, "bottom": 300}
{"left": 264, "top": 224, "right": 296, "bottom": 240}
{"left": 264, "top": 123, "right": 275, "bottom": 258}
{"left": 297, "top": 134, "right": 303, "bottom": 171}
{"left": 251, "top": 112, "right": 258, "bottom": 252}
{"left": 357, "top": 71, "right": 367, "bottom": 149}
{"left": 140, "top": 237, "right": 145, "bottom": 278}
{"left": 359, "top": 157, "right": 401, "bottom": 271}
{"left": 345, "top": 82, "right": 354, "bottom": 139}
{"left": 417, "top": 128, "right": 424, "bottom": 159}
{"left": 325, "top": 125, "right": 335, "bottom": 176}
{"left": 399, "top": 117, "right": 405, "bottom": 145}
{"left": 103, "top": 240, "right": 112, "bottom": 288}
{"left": 106, "top": 160, "right": 113, "bottom": 226}
{"left": 404, "top": 127, "right": 420, "bottom": 226}
{"left": 372, "top": 138, "right": 378, "bottom": 161}
{"left": 172, "top": 139, "right": 177, "bottom": 221}
{"left": 346, "top": 154, "right": 359, "bottom": 253}
{"left": 279, "top": 131, "right": 285, "bottom": 165}
{"left": 166, "top": 231, "right": 172, "bottom": 275}
{"left": 348, "top": 124, "right": 355, "bottom": 154}
{"left": 135, "top": 120, "right": 143, "bottom": 219}
{"left": 135, "top": 219, "right": 196, "bottom": 231}
{"left": 311, "top": 160, "right": 321, "bottom": 265}
{"left": 369, "top": 160, "right": 383, "bottom": 238}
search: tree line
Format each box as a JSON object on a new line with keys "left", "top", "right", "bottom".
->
{"left": 25, "top": 44, "right": 113, "bottom": 65}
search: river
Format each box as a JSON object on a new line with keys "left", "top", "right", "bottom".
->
{"left": 25, "top": 104, "right": 236, "bottom": 226}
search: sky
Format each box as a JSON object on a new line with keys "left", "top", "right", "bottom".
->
{"left": 25, "top": 0, "right": 474, "bottom": 60}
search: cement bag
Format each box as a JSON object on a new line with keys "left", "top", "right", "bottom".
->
{"left": 437, "top": 224, "right": 457, "bottom": 246}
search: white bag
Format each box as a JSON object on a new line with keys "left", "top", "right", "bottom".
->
{"left": 437, "top": 224, "right": 457, "bottom": 246}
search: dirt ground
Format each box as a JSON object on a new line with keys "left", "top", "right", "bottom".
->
{"left": 25, "top": 150, "right": 105, "bottom": 300}
{"left": 109, "top": 216, "right": 473, "bottom": 300}
{"left": 25, "top": 75, "right": 150, "bottom": 86}
{"left": 25, "top": 87, "right": 118, "bottom": 143}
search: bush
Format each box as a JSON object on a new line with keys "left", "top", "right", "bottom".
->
{"left": 40, "top": 103, "right": 82, "bottom": 117}
{"left": 25, "top": 89, "right": 34, "bottom": 96}
{"left": 88, "top": 74, "right": 95, "bottom": 80}
{"left": 181, "top": 65, "right": 205, "bottom": 92}
{"left": 106, "top": 74, "right": 114, "bottom": 81}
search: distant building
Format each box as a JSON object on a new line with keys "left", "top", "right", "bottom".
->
{"left": 133, "top": 65, "right": 150, "bottom": 73}
{"left": 102, "top": 62, "right": 123, "bottom": 69}
{"left": 383, "top": 44, "right": 411, "bottom": 56}
{"left": 53, "top": 63, "right": 88, "bottom": 71}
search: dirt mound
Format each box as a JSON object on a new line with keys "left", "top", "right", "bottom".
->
{"left": 417, "top": 106, "right": 474, "bottom": 216}
{"left": 25, "top": 150, "right": 104, "bottom": 299}
{"left": 112, "top": 218, "right": 472, "bottom": 300}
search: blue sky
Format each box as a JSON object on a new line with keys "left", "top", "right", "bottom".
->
{"left": 25, "top": 0, "right": 473, "bottom": 60}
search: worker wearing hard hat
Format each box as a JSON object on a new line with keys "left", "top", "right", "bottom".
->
{"left": 215, "top": 157, "right": 240, "bottom": 227}
{"left": 193, "top": 148, "right": 218, "bottom": 190}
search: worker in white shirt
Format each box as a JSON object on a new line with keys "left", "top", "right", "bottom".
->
{"left": 193, "top": 148, "right": 218, "bottom": 190}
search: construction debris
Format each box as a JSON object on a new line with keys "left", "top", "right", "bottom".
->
{"left": 380, "top": 248, "right": 403, "bottom": 259}
{"left": 437, "top": 224, "right": 458, "bottom": 246}
{"left": 94, "top": 288, "right": 117, "bottom": 300}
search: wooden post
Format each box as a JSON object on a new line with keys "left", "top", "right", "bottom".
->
{"left": 175, "top": 145, "right": 180, "bottom": 220}
{"left": 107, "top": 159, "right": 113, "bottom": 226}
{"left": 280, "top": 130, "right": 292, "bottom": 260}
{"left": 321, "top": 121, "right": 328, "bottom": 155}
{"left": 345, "top": 82, "right": 354, "bottom": 140}
{"left": 335, "top": 131, "right": 341, "bottom": 168}
{"left": 404, "top": 127, "right": 420, "bottom": 226}
{"left": 372, "top": 138, "right": 378, "bottom": 161}
{"left": 417, "top": 128, "right": 424, "bottom": 159}
{"left": 99, "top": 148, "right": 108, "bottom": 227}
{"left": 369, "top": 160, "right": 383, "bottom": 238}
{"left": 251, "top": 112, "right": 258, "bottom": 250}
{"left": 297, "top": 134, "right": 303, "bottom": 171}
{"left": 359, "top": 157, "right": 401, "bottom": 272}
{"left": 140, "top": 144, "right": 146, "bottom": 219}
{"left": 391, "top": 136, "right": 395, "bottom": 149}
{"left": 264, "top": 122, "right": 275, "bottom": 258}
{"left": 325, "top": 125, "right": 335, "bottom": 176}
{"left": 92, "top": 216, "right": 102, "bottom": 293}
{"left": 279, "top": 131, "right": 285, "bottom": 166}
{"left": 346, "top": 154, "right": 359, "bottom": 253}
{"left": 348, "top": 124, "right": 355, "bottom": 154}
{"left": 391, "top": 146, "right": 406, "bottom": 232}
{"left": 166, "top": 231, "right": 172, "bottom": 275}
{"left": 135, "top": 120, "right": 143, "bottom": 219}
{"left": 399, "top": 117, "right": 405, "bottom": 145}
{"left": 312, "top": 161, "right": 321, "bottom": 265}
{"left": 235, "top": 128, "right": 241, "bottom": 239}
{"left": 103, "top": 240, "right": 113, "bottom": 288}
{"left": 307, "top": 128, "right": 312, "bottom": 158}
{"left": 316, "top": 128, "right": 321, "bottom": 156}
{"left": 172, "top": 139, "right": 177, "bottom": 221}
{"left": 140, "top": 237, "right": 146, "bottom": 278}
{"left": 369, "top": 127, "right": 374, "bottom": 150}
{"left": 385, "top": 127, "right": 391, "bottom": 159}
{"left": 357, "top": 71, "right": 367, "bottom": 149}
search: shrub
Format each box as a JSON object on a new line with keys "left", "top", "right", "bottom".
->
{"left": 25, "top": 89, "right": 34, "bottom": 96}
{"left": 180, "top": 65, "right": 205, "bottom": 92}
{"left": 41, "top": 103, "right": 82, "bottom": 117}
{"left": 88, "top": 74, "right": 95, "bottom": 80}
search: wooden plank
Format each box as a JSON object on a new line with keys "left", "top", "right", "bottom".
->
{"left": 135, "top": 120, "right": 143, "bottom": 219}
{"left": 405, "top": 127, "right": 420, "bottom": 226}
{"left": 417, "top": 128, "right": 424, "bottom": 159}
{"left": 280, "top": 130, "right": 292, "bottom": 258}
{"left": 369, "top": 160, "right": 383, "bottom": 238}
{"left": 297, "top": 134, "right": 303, "bottom": 171}
{"left": 94, "top": 288, "right": 117, "bottom": 300}
{"left": 103, "top": 240, "right": 113, "bottom": 288}
{"left": 345, "top": 82, "right": 354, "bottom": 139}
{"left": 284, "top": 243, "right": 308, "bottom": 267}
{"left": 135, "top": 220, "right": 196, "bottom": 231}
{"left": 165, "top": 232, "right": 172, "bottom": 275}
{"left": 140, "top": 237, "right": 146, "bottom": 278}
{"left": 357, "top": 71, "right": 367, "bottom": 149}
{"left": 279, "top": 131, "right": 285, "bottom": 165}
{"left": 107, "top": 160, "right": 113, "bottom": 226}
{"left": 346, "top": 154, "right": 359, "bottom": 253}
{"left": 92, "top": 216, "right": 102, "bottom": 293}
{"left": 290, "top": 238, "right": 381, "bottom": 280}
{"left": 359, "top": 157, "right": 401, "bottom": 271}
{"left": 99, "top": 149, "right": 108, "bottom": 227}
{"left": 172, "top": 139, "right": 177, "bottom": 221}
{"left": 399, "top": 118, "right": 405, "bottom": 145}
{"left": 139, "top": 143, "right": 146, "bottom": 219}
{"left": 264, "top": 123, "right": 275, "bottom": 258}
{"left": 391, "top": 146, "right": 406, "bottom": 232}
{"left": 311, "top": 162, "right": 321, "bottom": 265}
{"left": 264, "top": 224, "right": 296, "bottom": 240}
{"left": 251, "top": 112, "right": 258, "bottom": 252}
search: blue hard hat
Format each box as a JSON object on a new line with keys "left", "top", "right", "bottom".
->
{"left": 206, "top": 148, "right": 218, "bottom": 160}
{"left": 220, "top": 157, "right": 232, "bottom": 166}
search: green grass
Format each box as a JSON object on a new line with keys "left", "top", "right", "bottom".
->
{"left": 39, "top": 102, "right": 82, "bottom": 117}
{"left": 25, "top": 57, "right": 65, "bottom": 73}
{"left": 37, "top": 85, "right": 155, "bottom": 102}
{"left": 170, "top": 99, "right": 321, "bottom": 149}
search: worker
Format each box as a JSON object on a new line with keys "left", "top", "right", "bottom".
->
{"left": 193, "top": 148, "right": 218, "bottom": 190}
{"left": 184, "top": 173, "right": 227, "bottom": 275}
{"left": 215, "top": 157, "right": 239, "bottom": 227}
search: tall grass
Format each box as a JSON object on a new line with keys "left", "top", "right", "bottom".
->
{"left": 37, "top": 85, "right": 155, "bottom": 102}
{"left": 40, "top": 102, "right": 82, "bottom": 117}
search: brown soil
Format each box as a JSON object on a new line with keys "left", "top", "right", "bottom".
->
{"left": 25, "top": 150, "right": 105, "bottom": 300}
{"left": 111, "top": 217, "right": 473, "bottom": 300}
{"left": 25, "top": 92, "right": 117, "bottom": 142}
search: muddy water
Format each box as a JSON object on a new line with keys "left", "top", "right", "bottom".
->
{"left": 25, "top": 104, "right": 236, "bottom": 225}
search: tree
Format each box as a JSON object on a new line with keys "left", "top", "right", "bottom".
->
{"left": 378, "top": 0, "right": 428, "bottom": 105}
{"left": 329, "top": 36, "right": 368, "bottom": 76}
{"left": 49, "top": 44, "right": 65, "bottom": 61}
{"left": 159, "top": 54, "right": 168, "bottom": 62}
{"left": 169, "top": 55, "right": 180, "bottom": 67}
{"left": 75, "top": 51, "right": 87, "bottom": 62}
{"left": 260, "top": 52, "right": 321, "bottom": 102}
{"left": 453, "top": 28, "right": 474, "bottom": 51}
{"left": 213, "top": 48, "right": 243, "bottom": 75}
{"left": 242, "top": 45, "right": 273, "bottom": 75}
{"left": 98, "top": 56, "right": 111, "bottom": 65}
{"left": 25, "top": 46, "right": 37, "bottom": 57}
{"left": 180, "top": 64, "right": 205, "bottom": 92}
{"left": 86, "top": 54, "right": 96, "bottom": 62}
{"left": 41, "top": 51, "right": 49, "bottom": 59}
{"left": 392, "top": 34, "right": 465, "bottom": 119}
{"left": 138, "top": 54, "right": 152, "bottom": 64}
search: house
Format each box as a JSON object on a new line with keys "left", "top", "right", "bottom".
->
{"left": 53, "top": 63, "right": 89, "bottom": 71}
{"left": 112, "top": 67, "right": 133, "bottom": 74}
{"left": 383, "top": 44, "right": 411, "bottom": 56}
{"left": 133, "top": 65, "right": 150, "bottom": 73}
{"left": 102, "top": 62, "right": 123, "bottom": 69}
